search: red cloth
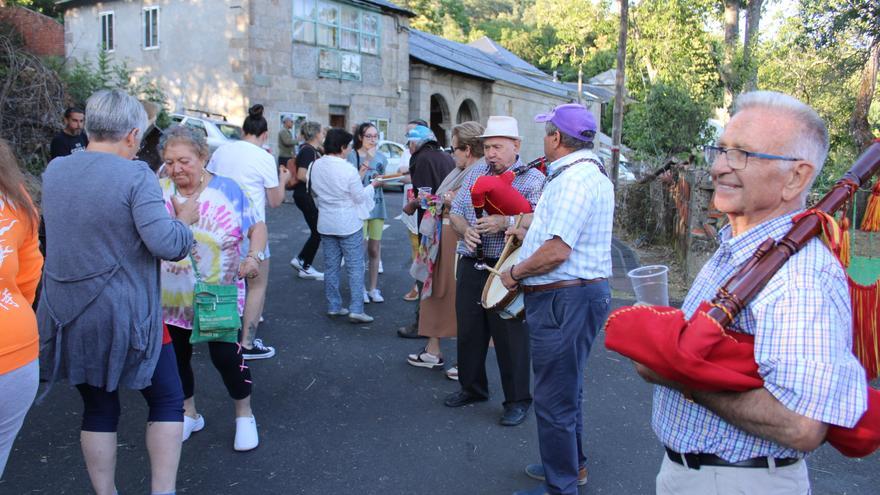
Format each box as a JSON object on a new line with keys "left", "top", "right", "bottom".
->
{"left": 162, "top": 323, "right": 171, "bottom": 345}
{"left": 470, "top": 171, "right": 533, "bottom": 216}
{"left": 604, "top": 302, "right": 880, "bottom": 458}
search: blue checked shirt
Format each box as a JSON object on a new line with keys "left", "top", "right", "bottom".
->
{"left": 450, "top": 158, "right": 544, "bottom": 259}
{"left": 517, "top": 150, "right": 614, "bottom": 285}
{"left": 653, "top": 211, "right": 868, "bottom": 462}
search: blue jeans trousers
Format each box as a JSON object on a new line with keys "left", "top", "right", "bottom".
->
{"left": 322, "top": 232, "right": 365, "bottom": 314}
{"left": 524, "top": 280, "right": 610, "bottom": 495}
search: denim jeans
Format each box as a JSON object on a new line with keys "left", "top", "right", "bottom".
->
{"left": 525, "top": 280, "right": 610, "bottom": 495}
{"left": 322, "top": 231, "right": 365, "bottom": 314}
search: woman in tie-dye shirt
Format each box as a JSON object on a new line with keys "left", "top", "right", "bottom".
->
{"left": 158, "top": 126, "right": 268, "bottom": 452}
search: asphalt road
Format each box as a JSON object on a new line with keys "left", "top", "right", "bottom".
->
{"left": 2, "top": 191, "right": 877, "bottom": 494}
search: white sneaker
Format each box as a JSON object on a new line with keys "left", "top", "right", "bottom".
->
{"left": 378, "top": 260, "right": 384, "bottom": 274}
{"left": 234, "top": 416, "right": 259, "bottom": 451}
{"left": 348, "top": 312, "right": 374, "bottom": 323}
{"left": 182, "top": 414, "right": 205, "bottom": 442}
{"left": 327, "top": 308, "right": 350, "bottom": 316}
{"left": 298, "top": 265, "right": 324, "bottom": 280}
{"left": 290, "top": 257, "right": 304, "bottom": 270}
{"left": 363, "top": 289, "right": 371, "bottom": 304}
{"left": 368, "top": 289, "right": 384, "bottom": 303}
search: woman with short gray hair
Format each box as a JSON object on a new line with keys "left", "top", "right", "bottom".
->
{"left": 39, "top": 89, "right": 196, "bottom": 495}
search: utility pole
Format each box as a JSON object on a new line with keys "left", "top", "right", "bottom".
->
{"left": 611, "top": 0, "right": 628, "bottom": 192}
{"left": 577, "top": 65, "right": 583, "bottom": 105}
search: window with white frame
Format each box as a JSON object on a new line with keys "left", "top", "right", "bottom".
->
{"left": 293, "top": 0, "right": 381, "bottom": 80}
{"left": 100, "top": 12, "right": 114, "bottom": 51}
{"left": 143, "top": 7, "right": 160, "bottom": 49}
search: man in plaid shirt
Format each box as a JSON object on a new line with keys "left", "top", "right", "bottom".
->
{"left": 635, "top": 91, "right": 868, "bottom": 494}
{"left": 446, "top": 116, "right": 544, "bottom": 427}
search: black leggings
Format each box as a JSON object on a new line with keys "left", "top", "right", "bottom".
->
{"left": 168, "top": 325, "right": 252, "bottom": 401}
{"left": 293, "top": 188, "right": 321, "bottom": 268}
{"left": 76, "top": 343, "right": 184, "bottom": 432}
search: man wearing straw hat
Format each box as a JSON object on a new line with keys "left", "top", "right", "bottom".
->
{"left": 500, "top": 104, "right": 614, "bottom": 495}
{"left": 446, "top": 116, "right": 544, "bottom": 426}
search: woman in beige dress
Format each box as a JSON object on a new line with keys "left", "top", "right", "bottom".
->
{"left": 406, "top": 122, "right": 485, "bottom": 374}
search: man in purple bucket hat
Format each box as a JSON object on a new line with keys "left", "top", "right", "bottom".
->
{"left": 500, "top": 103, "right": 615, "bottom": 495}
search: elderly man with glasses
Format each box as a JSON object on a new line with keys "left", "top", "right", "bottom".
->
{"left": 631, "top": 91, "right": 868, "bottom": 495}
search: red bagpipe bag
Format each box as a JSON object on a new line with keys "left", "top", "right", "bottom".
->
{"left": 604, "top": 301, "right": 880, "bottom": 458}
{"left": 470, "top": 170, "right": 533, "bottom": 215}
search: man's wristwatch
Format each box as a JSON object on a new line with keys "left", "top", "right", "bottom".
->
{"left": 507, "top": 216, "right": 516, "bottom": 228}
{"left": 246, "top": 251, "right": 265, "bottom": 264}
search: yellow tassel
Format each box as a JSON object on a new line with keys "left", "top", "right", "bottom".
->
{"left": 840, "top": 216, "right": 851, "bottom": 268}
{"left": 860, "top": 181, "right": 880, "bottom": 232}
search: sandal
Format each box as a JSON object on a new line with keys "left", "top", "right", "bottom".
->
{"left": 403, "top": 287, "right": 419, "bottom": 301}
{"left": 445, "top": 365, "right": 459, "bottom": 381}
{"left": 407, "top": 347, "right": 444, "bottom": 369}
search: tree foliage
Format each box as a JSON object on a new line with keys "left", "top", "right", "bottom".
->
{"left": 622, "top": 81, "right": 713, "bottom": 157}
{"left": 5, "top": 0, "right": 60, "bottom": 19}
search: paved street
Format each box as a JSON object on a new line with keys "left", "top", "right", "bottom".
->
{"left": 2, "top": 191, "right": 878, "bottom": 494}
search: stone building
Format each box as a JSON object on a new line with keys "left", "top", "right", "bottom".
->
{"left": 408, "top": 30, "right": 574, "bottom": 160}
{"left": 58, "top": 0, "right": 575, "bottom": 158}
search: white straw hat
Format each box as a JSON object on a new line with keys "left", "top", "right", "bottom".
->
{"left": 478, "top": 116, "right": 521, "bottom": 140}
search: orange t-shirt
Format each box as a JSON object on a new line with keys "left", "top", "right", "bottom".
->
{"left": 0, "top": 192, "right": 43, "bottom": 375}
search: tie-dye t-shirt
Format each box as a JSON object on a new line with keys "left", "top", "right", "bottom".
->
{"left": 160, "top": 174, "right": 257, "bottom": 330}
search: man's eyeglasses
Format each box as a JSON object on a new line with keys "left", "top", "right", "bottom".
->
{"left": 444, "top": 146, "right": 467, "bottom": 154}
{"left": 702, "top": 145, "right": 801, "bottom": 170}
{"left": 363, "top": 133, "right": 379, "bottom": 140}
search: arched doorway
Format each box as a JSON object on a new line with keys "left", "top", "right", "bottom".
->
{"left": 456, "top": 99, "right": 479, "bottom": 124}
{"left": 429, "top": 93, "right": 450, "bottom": 147}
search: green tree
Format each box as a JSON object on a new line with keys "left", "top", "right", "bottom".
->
{"left": 801, "top": 0, "right": 880, "bottom": 151}
{"left": 622, "top": 81, "right": 713, "bottom": 157}
{"left": 5, "top": 0, "right": 60, "bottom": 19}
{"left": 628, "top": 0, "right": 722, "bottom": 105}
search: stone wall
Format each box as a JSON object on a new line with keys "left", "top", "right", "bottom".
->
{"left": 249, "top": 0, "right": 411, "bottom": 146}
{"left": 616, "top": 161, "right": 724, "bottom": 283}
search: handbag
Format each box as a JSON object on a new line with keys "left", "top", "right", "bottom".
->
{"left": 188, "top": 251, "right": 241, "bottom": 344}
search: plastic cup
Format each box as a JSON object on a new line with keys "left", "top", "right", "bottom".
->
{"left": 627, "top": 265, "right": 669, "bottom": 306}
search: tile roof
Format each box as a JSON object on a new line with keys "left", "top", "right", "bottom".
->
{"left": 408, "top": 29, "right": 575, "bottom": 99}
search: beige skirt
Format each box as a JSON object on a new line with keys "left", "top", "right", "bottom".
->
{"left": 418, "top": 219, "right": 458, "bottom": 339}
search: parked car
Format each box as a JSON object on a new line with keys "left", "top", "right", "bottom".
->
{"left": 377, "top": 140, "right": 406, "bottom": 190}
{"left": 596, "top": 147, "right": 636, "bottom": 183}
{"left": 169, "top": 113, "right": 243, "bottom": 152}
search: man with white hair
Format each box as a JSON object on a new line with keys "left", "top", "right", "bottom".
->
{"left": 632, "top": 91, "right": 867, "bottom": 494}
{"left": 445, "top": 116, "right": 544, "bottom": 426}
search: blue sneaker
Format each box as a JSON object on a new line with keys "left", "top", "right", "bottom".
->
{"left": 524, "top": 463, "right": 588, "bottom": 486}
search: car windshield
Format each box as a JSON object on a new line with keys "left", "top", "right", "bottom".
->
{"left": 218, "top": 124, "right": 242, "bottom": 140}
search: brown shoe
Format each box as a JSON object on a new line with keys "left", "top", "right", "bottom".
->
{"left": 524, "top": 463, "right": 587, "bottom": 486}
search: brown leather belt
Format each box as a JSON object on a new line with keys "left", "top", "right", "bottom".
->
{"left": 522, "top": 278, "right": 606, "bottom": 294}
{"left": 665, "top": 447, "right": 800, "bottom": 470}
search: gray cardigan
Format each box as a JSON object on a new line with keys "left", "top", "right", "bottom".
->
{"left": 38, "top": 151, "right": 193, "bottom": 391}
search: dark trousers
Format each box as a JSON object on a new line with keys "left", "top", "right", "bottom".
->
{"left": 525, "top": 280, "right": 610, "bottom": 495}
{"left": 76, "top": 343, "right": 184, "bottom": 432}
{"left": 168, "top": 325, "right": 252, "bottom": 401}
{"left": 293, "top": 189, "right": 321, "bottom": 268}
{"left": 455, "top": 257, "right": 531, "bottom": 407}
